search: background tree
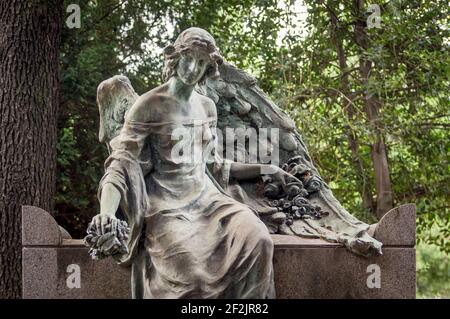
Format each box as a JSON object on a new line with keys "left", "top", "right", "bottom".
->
{"left": 274, "top": 0, "right": 449, "bottom": 231}
{"left": 0, "top": 1, "right": 63, "bottom": 298}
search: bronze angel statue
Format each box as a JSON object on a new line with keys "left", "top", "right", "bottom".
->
{"left": 85, "top": 27, "right": 382, "bottom": 299}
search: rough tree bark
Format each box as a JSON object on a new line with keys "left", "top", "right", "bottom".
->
{"left": 327, "top": 4, "right": 375, "bottom": 213}
{"left": 0, "top": 1, "right": 63, "bottom": 298}
{"left": 353, "top": 0, "right": 393, "bottom": 217}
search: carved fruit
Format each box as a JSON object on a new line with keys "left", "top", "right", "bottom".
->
{"left": 280, "top": 132, "right": 297, "bottom": 151}
{"left": 264, "top": 183, "right": 280, "bottom": 198}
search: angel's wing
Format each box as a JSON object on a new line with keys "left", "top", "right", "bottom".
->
{"left": 197, "top": 61, "right": 324, "bottom": 189}
{"left": 97, "top": 75, "right": 139, "bottom": 152}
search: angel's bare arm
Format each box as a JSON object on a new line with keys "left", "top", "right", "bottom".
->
{"left": 98, "top": 91, "right": 159, "bottom": 216}
{"left": 100, "top": 183, "right": 121, "bottom": 217}
{"left": 95, "top": 94, "right": 157, "bottom": 233}
{"left": 230, "top": 163, "right": 278, "bottom": 180}
{"left": 230, "top": 162, "right": 301, "bottom": 194}
{"left": 91, "top": 183, "right": 121, "bottom": 235}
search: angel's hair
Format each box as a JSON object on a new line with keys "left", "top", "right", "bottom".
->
{"left": 162, "top": 27, "right": 224, "bottom": 84}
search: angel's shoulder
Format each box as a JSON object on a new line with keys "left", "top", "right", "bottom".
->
{"left": 196, "top": 93, "right": 217, "bottom": 118}
{"left": 126, "top": 85, "right": 173, "bottom": 122}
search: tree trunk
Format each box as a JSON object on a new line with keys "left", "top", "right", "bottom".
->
{"left": 0, "top": 0, "right": 63, "bottom": 298}
{"left": 327, "top": 5, "right": 375, "bottom": 212}
{"left": 353, "top": 0, "right": 393, "bottom": 217}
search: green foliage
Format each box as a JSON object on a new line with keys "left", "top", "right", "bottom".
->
{"left": 267, "top": 0, "right": 450, "bottom": 246}
{"left": 417, "top": 243, "right": 450, "bottom": 298}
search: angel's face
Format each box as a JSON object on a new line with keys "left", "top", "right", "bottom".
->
{"left": 176, "top": 50, "right": 209, "bottom": 85}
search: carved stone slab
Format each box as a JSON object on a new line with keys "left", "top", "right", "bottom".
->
{"left": 373, "top": 204, "right": 416, "bottom": 246}
{"left": 22, "top": 205, "right": 416, "bottom": 299}
{"left": 22, "top": 206, "right": 62, "bottom": 246}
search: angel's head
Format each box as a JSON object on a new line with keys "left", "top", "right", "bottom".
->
{"left": 162, "top": 27, "right": 223, "bottom": 85}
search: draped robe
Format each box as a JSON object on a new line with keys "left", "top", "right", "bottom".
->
{"left": 99, "top": 117, "right": 275, "bottom": 299}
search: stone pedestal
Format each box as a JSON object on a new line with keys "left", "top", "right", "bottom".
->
{"left": 22, "top": 204, "right": 416, "bottom": 298}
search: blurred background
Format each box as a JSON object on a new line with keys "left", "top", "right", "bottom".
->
{"left": 56, "top": 0, "right": 449, "bottom": 298}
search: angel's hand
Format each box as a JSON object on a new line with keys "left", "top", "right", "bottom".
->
{"left": 90, "top": 214, "right": 118, "bottom": 236}
{"left": 266, "top": 165, "right": 302, "bottom": 193}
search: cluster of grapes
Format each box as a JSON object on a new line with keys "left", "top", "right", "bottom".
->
{"left": 270, "top": 195, "right": 329, "bottom": 226}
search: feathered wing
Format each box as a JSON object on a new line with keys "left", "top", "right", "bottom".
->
{"left": 197, "top": 62, "right": 382, "bottom": 257}
{"left": 198, "top": 62, "right": 321, "bottom": 177}
{"left": 97, "top": 75, "right": 139, "bottom": 151}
